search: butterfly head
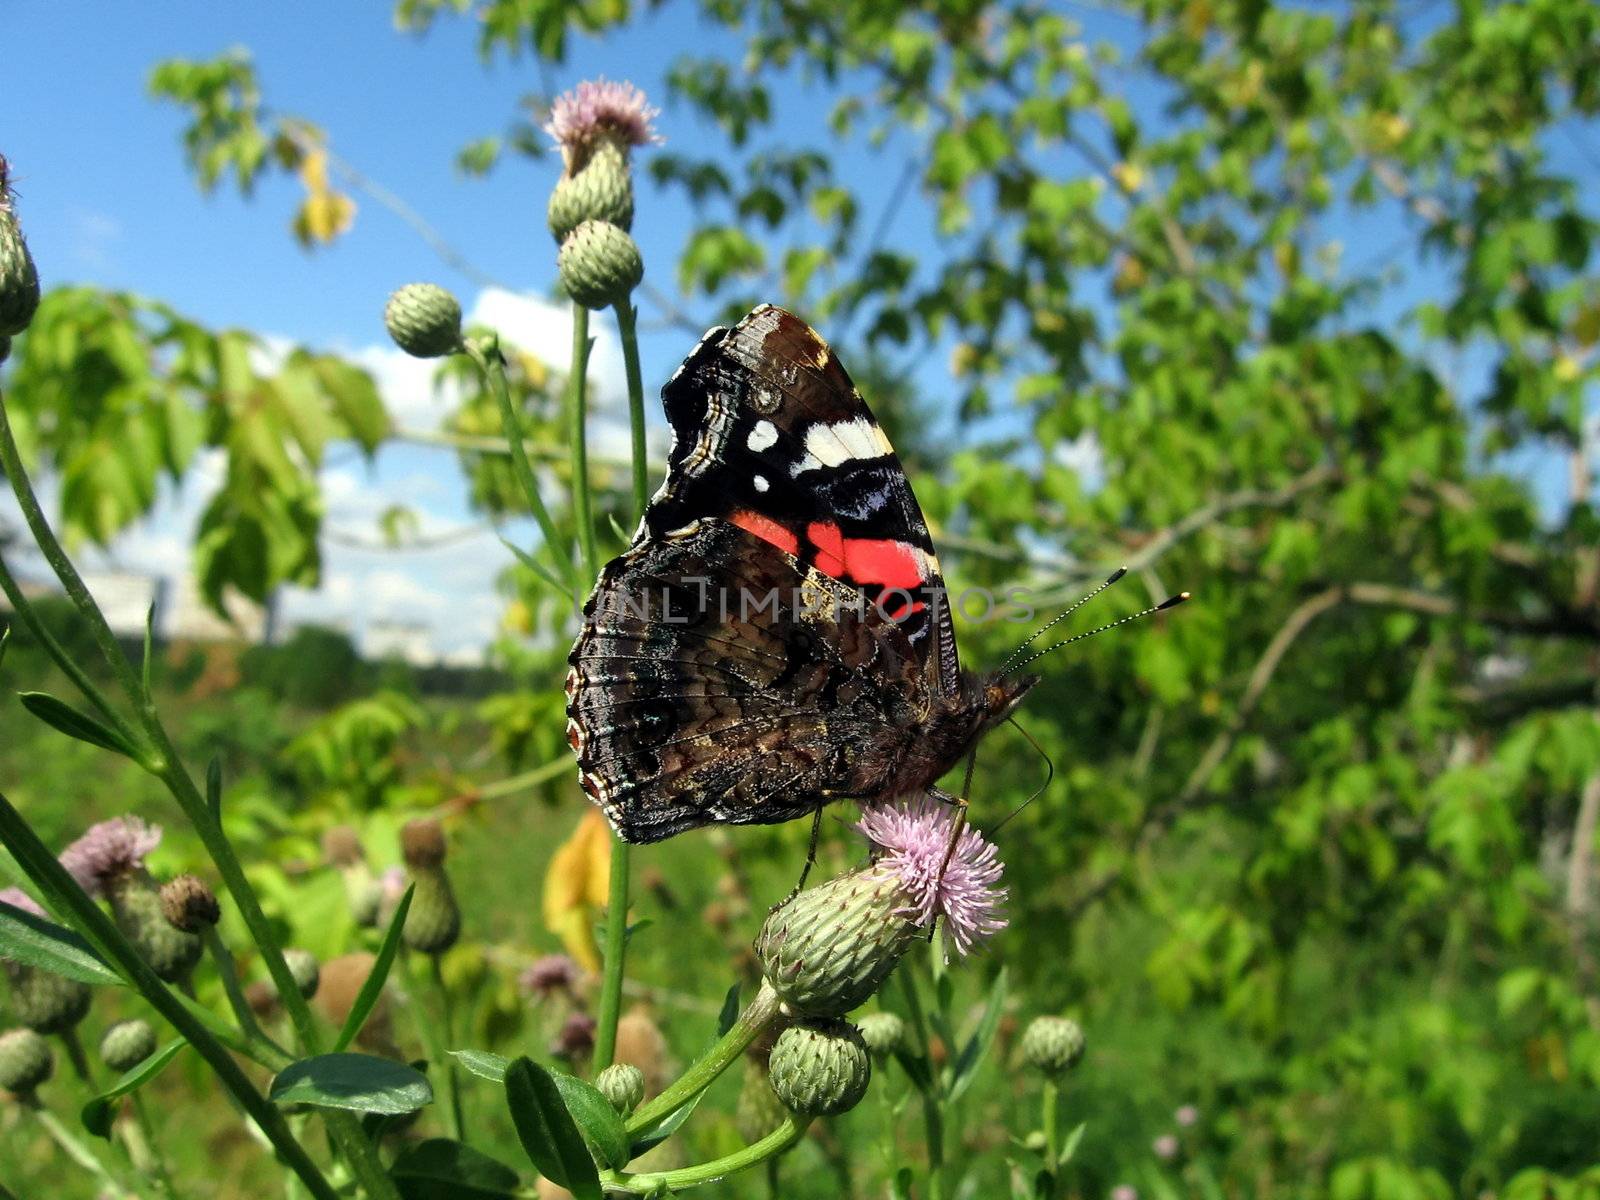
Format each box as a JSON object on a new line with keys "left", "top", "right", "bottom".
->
{"left": 973, "top": 671, "right": 1040, "bottom": 731}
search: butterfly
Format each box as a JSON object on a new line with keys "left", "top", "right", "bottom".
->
{"left": 565, "top": 304, "right": 1040, "bottom": 843}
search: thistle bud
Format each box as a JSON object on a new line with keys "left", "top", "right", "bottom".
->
{"left": 734, "top": 1058, "right": 788, "bottom": 1143}
{"left": 401, "top": 818, "right": 460, "bottom": 956}
{"left": 2, "top": 891, "right": 92, "bottom": 1036}
{"left": 767, "top": 1019, "right": 870, "bottom": 1118}
{"left": 595, "top": 1062, "right": 644, "bottom": 1116}
{"left": 160, "top": 874, "right": 220, "bottom": 933}
{"left": 755, "top": 865, "right": 919, "bottom": 1017}
{"left": 384, "top": 284, "right": 463, "bottom": 359}
{"left": 0, "top": 158, "right": 41, "bottom": 338}
{"left": 0, "top": 1028, "right": 53, "bottom": 1095}
{"left": 557, "top": 220, "right": 643, "bottom": 311}
{"left": 1020, "top": 1016, "right": 1085, "bottom": 1076}
{"left": 99, "top": 1019, "right": 157, "bottom": 1073}
{"left": 283, "top": 949, "right": 321, "bottom": 1000}
{"left": 856, "top": 1011, "right": 907, "bottom": 1060}
{"left": 549, "top": 139, "right": 633, "bottom": 242}
{"left": 108, "top": 874, "right": 201, "bottom": 985}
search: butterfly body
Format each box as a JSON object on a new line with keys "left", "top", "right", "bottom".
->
{"left": 566, "top": 304, "right": 1036, "bottom": 843}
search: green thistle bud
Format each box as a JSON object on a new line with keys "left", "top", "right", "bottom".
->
{"left": 160, "top": 874, "right": 220, "bottom": 933}
{"left": 0, "top": 1028, "right": 53, "bottom": 1095}
{"left": 402, "top": 818, "right": 460, "bottom": 956}
{"left": 2, "top": 960, "right": 91, "bottom": 1036}
{"left": 767, "top": 1019, "right": 870, "bottom": 1118}
{"left": 282, "top": 949, "right": 321, "bottom": 999}
{"left": 856, "top": 1011, "right": 907, "bottom": 1060}
{"left": 549, "top": 138, "right": 634, "bottom": 242}
{"left": 1020, "top": 1016, "right": 1085, "bottom": 1076}
{"left": 595, "top": 1062, "right": 645, "bottom": 1116}
{"left": 108, "top": 874, "right": 202, "bottom": 984}
{"left": 557, "top": 220, "right": 643, "bottom": 311}
{"left": 755, "top": 865, "right": 919, "bottom": 1017}
{"left": 0, "top": 160, "right": 41, "bottom": 339}
{"left": 384, "top": 283, "right": 463, "bottom": 358}
{"left": 735, "top": 1057, "right": 788, "bottom": 1143}
{"left": 99, "top": 1019, "right": 157, "bottom": 1073}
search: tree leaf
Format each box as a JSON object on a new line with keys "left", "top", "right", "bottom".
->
{"left": 0, "top": 899, "right": 123, "bottom": 986}
{"left": 17, "top": 692, "right": 139, "bottom": 759}
{"left": 269, "top": 1054, "right": 432, "bottom": 1114}
{"left": 503, "top": 1056, "right": 601, "bottom": 1200}
{"left": 390, "top": 1138, "right": 520, "bottom": 1200}
{"left": 82, "top": 1039, "right": 186, "bottom": 1138}
{"left": 333, "top": 884, "right": 413, "bottom": 1052}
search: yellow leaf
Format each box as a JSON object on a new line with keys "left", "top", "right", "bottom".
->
{"left": 1110, "top": 161, "right": 1145, "bottom": 194}
{"left": 542, "top": 809, "right": 612, "bottom": 971}
{"left": 291, "top": 147, "right": 357, "bottom": 247}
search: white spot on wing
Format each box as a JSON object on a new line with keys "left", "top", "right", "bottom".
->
{"left": 747, "top": 420, "right": 779, "bottom": 452}
{"left": 791, "top": 416, "right": 893, "bottom": 474}
{"left": 753, "top": 474, "right": 769, "bottom": 492}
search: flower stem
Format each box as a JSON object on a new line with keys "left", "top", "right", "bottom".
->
{"left": 131, "top": 1090, "right": 179, "bottom": 1196}
{"left": 625, "top": 982, "right": 784, "bottom": 1134}
{"left": 593, "top": 838, "right": 630, "bottom": 1071}
{"left": 897, "top": 967, "right": 945, "bottom": 1200}
{"left": 202, "top": 924, "right": 286, "bottom": 1059}
{"left": 1042, "top": 1079, "right": 1060, "bottom": 1170}
{"left": 568, "top": 303, "right": 598, "bottom": 580}
{"left": 465, "top": 336, "right": 577, "bottom": 595}
{"left": 613, "top": 300, "right": 650, "bottom": 515}
{"left": 60, "top": 1025, "right": 93, "bottom": 1084}
{"left": 605, "top": 1113, "right": 812, "bottom": 1194}
{"left": 428, "top": 954, "right": 465, "bottom": 1139}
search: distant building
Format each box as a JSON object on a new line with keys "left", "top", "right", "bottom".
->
{"left": 0, "top": 567, "right": 269, "bottom": 644}
{"left": 364, "top": 619, "right": 435, "bottom": 666}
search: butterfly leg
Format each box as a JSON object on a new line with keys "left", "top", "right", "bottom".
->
{"left": 926, "top": 750, "right": 978, "bottom": 943}
{"left": 771, "top": 808, "right": 826, "bottom": 912}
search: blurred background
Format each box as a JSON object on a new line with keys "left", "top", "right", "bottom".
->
{"left": 2, "top": 0, "right": 1598, "bottom": 1196}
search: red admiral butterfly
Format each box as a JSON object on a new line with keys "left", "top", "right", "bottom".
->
{"left": 565, "top": 304, "right": 1040, "bottom": 843}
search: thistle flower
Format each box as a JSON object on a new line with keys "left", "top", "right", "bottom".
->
{"left": 1020, "top": 1016, "right": 1085, "bottom": 1076}
{"left": 160, "top": 874, "right": 220, "bottom": 933}
{"left": 385, "top": 283, "right": 463, "bottom": 359}
{"left": 595, "top": 1062, "right": 644, "bottom": 1116}
{"left": 550, "top": 1012, "right": 596, "bottom": 1064}
{"left": 1153, "top": 1134, "right": 1179, "bottom": 1161}
{"left": 99, "top": 1019, "right": 157, "bottom": 1073}
{"left": 856, "top": 797, "right": 1006, "bottom": 956}
{"left": 0, "top": 155, "right": 41, "bottom": 338}
{"left": 401, "top": 818, "right": 460, "bottom": 956}
{"left": 767, "top": 1019, "right": 871, "bottom": 1118}
{"left": 1112, "top": 1187, "right": 1139, "bottom": 1200}
{"left": 856, "top": 1011, "right": 907, "bottom": 1060}
{"left": 1175, "top": 1104, "right": 1199, "bottom": 1128}
{"left": 0, "top": 887, "right": 43, "bottom": 919}
{"left": 0, "top": 1028, "right": 53, "bottom": 1096}
{"left": 59, "top": 817, "right": 163, "bottom": 898}
{"left": 544, "top": 79, "right": 660, "bottom": 161}
{"left": 557, "top": 219, "right": 643, "bottom": 310}
{"left": 2, "top": 889, "right": 92, "bottom": 1035}
{"left": 520, "top": 954, "right": 581, "bottom": 999}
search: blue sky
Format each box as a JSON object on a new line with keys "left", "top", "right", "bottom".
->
{"left": 3, "top": 3, "right": 1595, "bottom": 657}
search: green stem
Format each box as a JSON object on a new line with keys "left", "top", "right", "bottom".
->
{"left": 604, "top": 1114, "right": 812, "bottom": 1194}
{"left": 0, "top": 552, "right": 129, "bottom": 734}
{"left": 27, "top": 1097, "right": 129, "bottom": 1193}
{"left": 625, "top": 982, "right": 784, "bottom": 1135}
{"left": 60, "top": 1025, "right": 94, "bottom": 1084}
{"left": 613, "top": 300, "right": 650, "bottom": 515}
{"left": 593, "top": 839, "right": 631, "bottom": 1072}
{"left": 568, "top": 303, "right": 597, "bottom": 580}
{"left": 1042, "top": 1079, "right": 1060, "bottom": 1171}
{"left": 429, "top": 954, "right": 465, "bottom": 1139}
{"left": 465, "top": 337, "right": 577, "bottom": 594}
{"left": 203, "top": 924, "right": 286, "bottom": 1059}
{"left": 131, "top": 1091, "right": 179, "bottom": 1196}
{"left": 0, "top": 791, "right": 341, "bottom": 1200}
{"left": 897, "top": 968, "right": 945, "bottom": 1200}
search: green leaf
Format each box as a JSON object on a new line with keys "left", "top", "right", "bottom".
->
{"left": 549, "top": 1073, "right": 629, "bottom": 1170}
{"left": 500, "top": 537, "right": 567, "bottom": 594}
{"left": 333, "top": 884, "right": 413, "bottom": 1052}
{"left": 82, "top": 1039, "right": 186, "bottom": 1138}
{"left": 450, "top": 1049, "right": 510, "bottom": 1083}
{"left": 503, "top": 1057, "right": 601, "bottom": 1200}
{"left": 269, "top": 1054, "right": 432, "bottom": 1115}
{"left": 390, "top": 1138, "right": 520, "bottom": 1200}
{"left": 716, "top": 983, "right": 741, "bottom": 1037}
{"left": 0, "top": 899, "right": 124, "bottom": 986}
{"left": 628, "top": 1086, "right": 709, "bottom": 1158}
{"left": 17, "top": 692, "right": 139, "bottom": 759}
{"left": 948, "top": 966, "right": 1007, "bottom": 1104}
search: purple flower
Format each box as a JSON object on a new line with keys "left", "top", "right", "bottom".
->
{"left": 1153, "top": 1134, "right": 1179, "bottom": 1160}
{"left": 1175, "top": 1104, "right": 1199, "bottom": 1128}
{"left": 550, "top": 1012, "right": 597, "bottom": 1061}
{"left": 521, "top": 954, "right": 581, "bottom": 998}
{"left": 59, "top": 817, "right": 162, "bottom": 897}
{"left": 1111, "top": 1187, "right": 1139, "bottom": 1200}
{"left": 545, "top": 78, "right": 661, "bottom": 152}
{"left": 0, "top": 886, "right": 44, "bottom": 918}
{"left": 856, "top": 796, "right": 1006, "bottom": 956}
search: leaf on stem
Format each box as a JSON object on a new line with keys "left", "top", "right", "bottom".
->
{"left": 948, "top": 966, "right": 1007, "bottom": 1104}
{"left": 82, "top": 1039, "right": 187, "bottom": 1137}
{"left": 0, "top": 899, "right": 123, "bottom": 986}
{"left": 503, "top": 1056, "right": 602, "bottom": 1200}
{"left": 389, "top": 1138, "right": 521, "bottom": 1200}
{"left": 449, "top": 1048, "right": 510, "bottom": 1082}
{"left": 333, "top": 884, "right": 413, "bottom": 1052}
{"left": 17, "top": 692, "right": 139, "bottom": 759}
{"left": 269, "top": 1053, "right": 433, "bottom": 1115}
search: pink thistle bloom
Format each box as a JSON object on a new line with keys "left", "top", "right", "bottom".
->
{"left": 544, "top": 78, "right": 661, "bottom": 152}
{"left": 1153, "top": 1134, "right": 1179, "bottom": 1160}
{"left": 521, "top": 954, "right": 581, "bottom": 998}
{"left": 1175, "top": 1104, "right": 1199, "bottom": 1128}
{"left": 550, "top": 1011, "right": 596, "bottom": 1061}
{"left": 856, "top": 795, "right": 1006, "bottom": 956}
{"left": 1112, "top": 1187, "right": 1139, "bottom": 1200}
{"left": 0, "top": 886, "right": 44, "bottom": 919}
{"left": 58, "top": 817, "right": 162, "bottom": 897}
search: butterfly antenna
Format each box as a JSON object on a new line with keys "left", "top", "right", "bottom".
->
{"left": 992, "top": 716, "right": 1054, "bottom": 833}
{"left": 1001, "top": 591, "right": 1192, "bottom": 676}
{"left": 998, "top": 566, "right": 1128, "bottom": 672}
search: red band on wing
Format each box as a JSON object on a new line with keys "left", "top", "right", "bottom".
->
{"left": 805, "top": 522, "right": 927, "bottom": 591}
{"left": 731, "top": 509, "right": 801, "bottom": 556}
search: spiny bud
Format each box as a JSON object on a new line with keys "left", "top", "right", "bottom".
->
{"left": 99, "top": 1019, "right": 157, "bottom": 1073}
{"left": 735, "top": 1057, "right": 788, "bottom": 1143}
{"left": 595, "top": 1062, "right": 645, "bottom": 1116}
{"left": 108, "top": 874, "right": 201, "bottom": 984}
{"left": 755, "top": 866, "right": 919, "bottom": 1017}
{"left": 282, "top": 949, "right": 321, "bottom": 1000}
{"left": 160, "top": 874, "right": 220, "bottom": 933}
{"left": 856, "top": 1011, "right": 907, "bottom": 1060}
{"left": 3, "top": 960, "right": 91, "bottom": 1036}
{"left": 384, "top": 284, "right": 463, "bottom": 359}
{"left": 1020, "top": 1016, "right": 1085, "bottom": 1076}
{"left": 0, "top": 1028, "right": 53, "bottom": 1095}
{"left": 548, "top": 138, "right": 633, "bottom": 242}
{"left": 768, "top": 1019, "right": 870, "bottom": 1118}
{"left": 0, "top": 158, "right": 41, "bottom": 338}
{"left": 556, "top": 220, "right": 643, "bottom": 311}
